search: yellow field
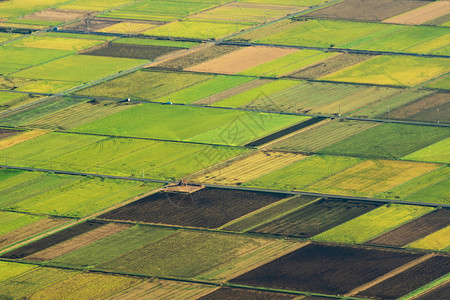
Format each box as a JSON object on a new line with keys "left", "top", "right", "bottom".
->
{"left": 306, "top": 159, "right": 441, "bottom": 197}
{"left": 193, "top": 151, "right": 307, "bottom": 185}
{"left": 98, "top": 22, "right": 156, "bottom": 34}
{"left": 10, "top": 36, "right": 104, "bottom": 51}
{"left": 408, "top": 226, "right": 450, "bottom": 251}
{"left": 0, "top": 129, "right": 49, "bottom": 151}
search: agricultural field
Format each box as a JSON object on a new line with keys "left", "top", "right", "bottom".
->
{"left": 199, "top": 287, "right": 296, "bottom": 299}
{"left": 96, "top": 22, "right": 156, "bottom": 34}
{"left": 409, "top": 226, "right": 450, "bottom": 252}
{"left": 230, "top": 243, "right": 422, "bottom": 295}
{"left": 249, "top": 198, "right": 381, "bottom": 238}
{"left": 313, "top": 204, "right": 434, "bottom": 244}
{"left": 319, "top": 123, "right": 450, "bottom": 159}
{"left": 0, "top": 169, "right": 161, "bottom": 217}
{"left": 0, "top": 128, "right": 23, "bottom": 141}
{"left": 427, "top": 74, "right": 450, "bottom": 90}
{"left": 7, "top": 35, "right": 105, "bottom": 51}
{"left": 368, "top": 208, "right": 450, "bottom": 247}
{"left": 403, "top": 138, "right": 450, "bottom": 164}
{"left": 99, "top": 187, "right": 290, "bottom": 228}
{"left": 383, "top": 1, "right": 450, "bottom": 25}
{"left": 0, "top": 91, "right": 43, "bottom": 111}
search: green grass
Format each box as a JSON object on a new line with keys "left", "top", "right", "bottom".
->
{"left": 98, "top": 230, "right": 267, "bottom": 278}
{"left": 143, "top": 20, "right": 250, "bottom": 39}
{"left": 155, "top": 75, "right": 253, "bottom": 104}
{"left": 13, "top": 55, "right": 147, "bottom": 83}
{"left": 52, "top": 225, "right": 176, "bottom": 267}
{"left": 239, "top": 50, "right": 335, "bottom": 77}
{"left": 403, "top": 138, "right": 450, "bottom": 164}
{"left": 322, "top": 56, "right": 450, "bottom": 87}
{"left": 403, "top": 177, "right": 450, "bottom": 205}
{"left": 313, "top": 204, "right": 434, "bottom": 244}
{"left": 0, "top": 132, "right": 246, "bottom": 180}
{"left": 0, "top": 169, "right": 24, "bottom": 181}
{"left": 0, "top": 0, "right": 68, "bottom": 19}
{"left": 427, "top": 74, "right": 450, "bottom": 90}
{"left": 75, "top": 102, "right": 303, "bottom": 145}
{"left": 0, "top": 211, "right": 43, "bottom": 236}
{"left": 215, "top": 79, "right": 300, "bottom": 108}
{"left": 57, "top": 0, "right": 135, "bottom": 11}
{"left": 0, "top": 33, "right": 20, "bottom": 43}
{"left": 320, "top": 123, "right": 450, "bottom": 159}
{"left": 244, "top": 155, "right": 363, "bottom": 191}
{"left": 76, "top": 70, "right": 213, "bottom": 100}
{"left": 8, "top": 35, "right": 105, "bottom": 51}
{"left": 43, "top": 32, "right": 115, "bottom": 41}
{"left": 0, "top": 170, "right": 161, "bottom": 217}
{"left": 0, "top": 261, "right": 36, "bottom": 283}
{"left": 113, "top": 38, "right": 199, "bottom": 48}
{"left": 0, "top": 46, "right": 70, "bottom": 75}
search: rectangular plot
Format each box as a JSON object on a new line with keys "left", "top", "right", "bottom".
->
{"left": 80, "top": 42, "right": 183, "bottom": 60}
{"left": 0, "top": 261, "right": 36, "bottom": 283}
{"left": 416, "top": 282, "right": 450, "bottom": 300}
{"left": 0, "top": 129, "right": 22, "bottom": 141}
{"left": 251, "top": 198, "right": 382, "bottom": 238}
{"left": 230, "top": 243, "right": 422, "bottom": 295}
{"left": 408, "top": 226, "right": 450, "bottom": 251}
{"left": 100, "top": 187, "right": 290, "bottom": 229}
{"left": 357, "top": 256, "right": 450, "bottom": 299}
{"left": 368, "top": 208, "right": 450, "bottom": 247}
{"left": 403, "top": 138, "right": 450, "bottom": 164}
{"left": 1, "top": 220, "right": 107, "bottom": 259}
{"left": 199, "top": 287, "right": 297, "bottom": 299}
{"left": 384, "top": 1, "right": 450, "bottom": 25}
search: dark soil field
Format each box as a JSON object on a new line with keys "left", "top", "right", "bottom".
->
{"left": 251, "top": 198, "right": 381, "bottom": 238}
{"left": 230, "top": 243, "right": 423, "bottom": 295}
{"left": 380, "top": 92, "right": 450, "bottom": 124}
{"left": 99, "top": 188, "right": 290, "bottom": 229}
{"left": 153, "top": 44, "right": 242, "bottom": 70}
{"left": 0, "top": 128, "right": 22, "bottom": 140}
{"left": 304, "top": 0, "right": 429, "bottom": 21}
{"left": 199, "top": 287, "right": 297, "bottom": 300}
{"left": 1, "top": 220, "right": 107, "bottom": 259}
{"left": 416, "top": 282, "right": 450, "bottom": 300}
{"left": 357, "top": 255, "right": 450, "bottom": 299}
{"left": 368, "top": 208, "right": 450, "bottom": 247}
{"left": 245, "top": 117, "right": 326, "bottom": 147}
{"left": 289, "top": 53, "right": 374, "bottom": 80}
{"left": 80, "top": 42, "right": 183, "bottom": 60}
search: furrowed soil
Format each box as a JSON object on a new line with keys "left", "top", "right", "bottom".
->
{"left": 416, "top": 282, "right": 450, "bottom": 300}
{"left": 0, "top": 128, "right": 22, "bottom": 141}
{"left": 251, "top": 198, "right": 382, "bottom": 238}
{"left": 1, "top": 220, "right": 107, "bottom": 259}
{"left": 379, "top": 92, "right": 450, "bottom": 124}
{"left": 186, "top": 46, "right": 297, "bottom": 74}
{"left": 289, "top": 53, "right": 375, "bottom": 80}
{"left": 357, "top": 256, "right": 450, "bottom": 299}
{"left": 152, "top": 44, "right": 242, "bottom": 70}
{"left": 367, "top": 208, "right": 450, "bottom": 247}
{"left": 0, "top": 217, "right": 68, "bottom": 249}
{"left": 230, "top": 243, "right": 423, "bottom": 295}
{"left": 80, "top": 42, "right": 184, "bottom": 60}
{"left": 304, "top": 0, "right": 429, "bottom": 21}
{"left": 383, "top": 1, "right": 450, "bottom": 25}
{"left": 199, "top": 287, "right": 297, "bottom": 299}
{"left": 99, "top": 188, "right": 290, "bottom": 229}
{"left": 25, "top": 223, "right": 131, "bottom": 261}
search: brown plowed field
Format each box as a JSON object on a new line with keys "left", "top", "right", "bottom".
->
{"left": 305, "top": 0, "right": 429, "bottom": 21}
{"left": 289, "top": 53, "right": 375, "bottom": 80}
{"left": 194, "top": 79, "right": 272, "bottom": 105}
{"left": 367, "top": 208, "right": 450, "bottom": 247}
{"left": 1, "top": 220, "right": 107, "bottom": 259}
{"left": 357, "top": 256, "right": 450, "bottom": 300}
{"left": 0, "top": 128, "right": 22, "bottom": 141}
{"left": 199, "top": 287, "right": 297, "bottom": 300}
{"left": 230, "top": 243, "right": 423, "bottom": 295}
{"left": 153, "top": 44, "right": 242, "bottom": 70}
{"left": 380, "top": 92, "right": 450, "bottom": 124}
{"left": 25, "top": 223, "right": 131, "bottom": 261}
{"left": 99, "top": 188, "right": 290, "bottom": 229}
{"left": 0, "top": 217, "right": 68, "bottom": 249}
{"left": 416, "top": 282, "right": 450, "bottom": 300}
{"left": 81, "top": 42, "right": 184, "bottom": 60}
{"left": 186, "top": 46, "right": 297, "bottom": 74}
{"left": 383, "top": 1, "right": 450, "bottom": 25}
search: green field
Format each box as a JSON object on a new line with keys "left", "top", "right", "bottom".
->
{"left": 75, "top": 102, "right": 303, "bottom": 145}
{"left": 403, "top": 177, "right": 450, "bottom": 205}
{"left": 0, "top": 211, "right": 43, "bottom": 236}
{"left": 239, "top": 49, "right": 335, "bottom": 77}
{"left": 0, "top": 132, "right": 246, "bottom": 180}
{"left": 244, "top": 155, "right": 362, "bottom": 191}
{"left": 320, "top": 123, "right": 450, "bottom": 159}
{"left": 403, "top": 138, "right": 450, "bottom": 164}
{"left": 0, "top": 261, "right": 37, "bottom": 283}
{"left": 8, "top": 35, "right": 105, "bottom": 51}
{"left": 113, "top": 38, "right": 199, "bottom": 48}
{"left": 57, "top": 0, "right": 135, "bottom": 11}
{"left": 427, "top": 74, "right": 450, "bottom": 90}
{"left": 313, "top": 204, "right": 434, "bottom": 244}
{"left": 0, "top": 91, "right": 42, "bottom": 111}
{"left": 322, "top": 56, "right": 450, "bottom": 87}
{"left": 98, "top": 230, "right": 268, "bottom": 278}
{"left": 156, "top": 75, "right": 253, "bottom": 104}
{"left": 0, "top": 170, "right": 161, "bottom": 217}
{"left": 408, "top": 226, "right": 450, "bottom": 251}
{"left": 0, "top": 0, "right": 68, "bottom": 19}
{"left": 14, "top": 55, "right": 147, "bottom": 83}
{"left": 52, "top": 225, "right": 175, "bottom": 267}
{"left": 0, "top": 32, "right": 20, "bottom": 43}
{"left": 76, "top": 70, "right": 213, "bottom": 100}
